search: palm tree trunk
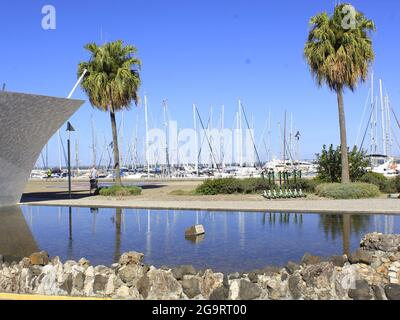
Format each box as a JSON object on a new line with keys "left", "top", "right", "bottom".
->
{"left": 337, "top": 88, "right": 350, "bottom": 183}
{"left": 110, "top": 111, "right": 122, "bottom": 186}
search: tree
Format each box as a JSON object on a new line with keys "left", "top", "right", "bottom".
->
{"left": 316, "top": 144, "right": 368, "bottom": 182}
{"left": 304, "top": 4, "right": 375, "bottom": 183}
{"left": 78, "top": 40, "right": 141, "bottom": 186}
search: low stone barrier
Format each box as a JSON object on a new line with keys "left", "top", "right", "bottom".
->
{"left": 1, "top": 233, "right": 400, "bottom": 300}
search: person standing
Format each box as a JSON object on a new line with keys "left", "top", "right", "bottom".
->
{"left": 89, "top": 166, "right": 98, "bottom": 194}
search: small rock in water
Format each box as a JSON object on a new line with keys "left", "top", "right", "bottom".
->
{"left": 185, "top": 224, "right": 205, "bottom": 236}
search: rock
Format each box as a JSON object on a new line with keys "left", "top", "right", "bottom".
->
{"left": 348, "top": 280, "right": 372, "bottom": 300}
{"left": 118, "top": 264, "right": 145, "bottom": 286}
{"left": 330, "top": 255, "right": 348, "bottom": 267}
{"left": 228, "top": 272, "right": 240, "bottom": 280}
{"left": 60, "top": 273, "right": 73, "bottom": 295}
{"left": 146, "top": 267, "right": 183, "bottom": 300}
{"left": 136, "top": 275, "right": 150, "bottom": 299}
{"left": 93, "top": 274, "right": 109, "bottom": 293}
{"left": 300, "top": 253, "right": 321, "bottom": 265}
{"left": 384, "top": 284, "right": 400, "bottom": 300}
{"left": 247, "top": 272, "right": 258, "bottom": 283}
{"left": 118, "top": 252, "right": 144, "bottom": 266}
{"left": 361, "top": 233, "right": 400, "bottom": 253}
{"left": 182, "top": 278, "right": 201, "bottom": 299}
{"left": 19, "top": 257, "right": 31, "bottom": 268}
{"left": 172, "top": 265, "right": 197, "bottom": 280}
{"left": 349, "top": 249, "right": 373, "bottom": 265}
{"left": 36, "top": 265, "right": 59, "bottom": 295}
{"left": 199, "top": 270, "right": 224, "bottom": 299}
{"left": 288, "top": 275, "right": 303, "bottom": 300}
{"left": 115, "top": 285, "right": 131, "bottom": 299}
{"left": 78, "top": 258, "right": 90, "bottom": 268}
{"left": 389, "top": 253, "right": 400, "bottom": 262}
{"left": 302, "top": 262, "right": 334, "bottom": 288}
{"left": 73, "top": 272, "right": 85, "bottom": 292}
{"left": 229, "top": 279, "right": 261, "bottom": 300}
{"left": 29, "top": 251, "right": 49, "bottom": 266}
{"left": 259, "top": 266, "right": 281, "bottom": 276}
{"left": 209, "top": 285, "right": 229, "bottom": 300}
{"left": 372, "top": 285, "right": 385, "bottom": 300}
{"left": 286, "top": 261, "right": 301, "bottom": 274}
{"left": 185, "top": 224, "right": 205, "bottom": 236}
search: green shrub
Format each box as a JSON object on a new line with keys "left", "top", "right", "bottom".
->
{"left": 195, "top": 177, "right": 317, "bottom": 195}
{"left": 358, "top": 172, "right": 399, "bottom": 193}
{"left": 99, "top": 185, "right": 142, "bottom": 197}
{"left": 315, "top": 183, "right": 380, "bottom": 199}
{"left": 395, "top": 176, "right": 400, "bottom": 192}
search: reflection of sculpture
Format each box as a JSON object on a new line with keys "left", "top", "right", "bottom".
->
{"left": 0, "top": 92, "right": 84, "bottom": 206}
{"left": 185, "top": 234, "right": 205, "bottom": 244}
{"left": 0, "top": 206, "right": 38, "bottom": 262}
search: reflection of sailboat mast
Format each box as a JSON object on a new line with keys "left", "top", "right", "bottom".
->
{"left": 68, "top": 207, "right": 73, "bottom": 260}
{"left": 146, "top": 210, "right": 152, "bottom": 258}
{"left": 238, "top": 212, "right": 245, "bottom": 250}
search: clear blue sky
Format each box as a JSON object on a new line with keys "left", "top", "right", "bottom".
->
{"left": 1, "top": 0, "right": 400, "bottom": 166}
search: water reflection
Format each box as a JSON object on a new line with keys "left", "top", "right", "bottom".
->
{"left": 3, "top": 206, "right": 399, "bottom": 273}
{"left": 0, "top": 206, "right": 38, "bottom": 262}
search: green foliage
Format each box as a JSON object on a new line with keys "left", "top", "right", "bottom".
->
{"left": 316, "top": 145, "right": 368, "bottom": 182}
{"left": 357, "top": 172, "right": 400, "bottom": 194}
{"left": 99, "top": 185, "right": 142, "bottom": 197}
{"left": 195, "top": 177, "right": 316, "bottom": 195}
{"left": 315, "top": 183, "right": 380, "bottom": 199}
{"left": 304, "top": 4, "right": 375, "bottom": 92}
{"left": 78, "top": 40, "right": 141, "bottom": 111}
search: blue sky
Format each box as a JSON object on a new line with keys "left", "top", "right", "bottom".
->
{"left": 1, "top": 0, "right": 400, "bottom": 166}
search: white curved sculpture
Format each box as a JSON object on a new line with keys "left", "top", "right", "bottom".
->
{"left": 0, "top": 91, "right": 84, "bottom": 206}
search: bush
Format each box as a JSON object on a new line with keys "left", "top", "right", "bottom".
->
{"left": 358, "top": 172, "right": 399, "bottom": 193}
{"left": 99, "top": 185, "right": 142, "bottom": 197}
{"left": 195, "top": 177, "right": 317, "bottom": 195}
{"left": 315, "top": 183, "right": 380, "bottom": 199}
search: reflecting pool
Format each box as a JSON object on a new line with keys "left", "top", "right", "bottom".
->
{"left": 0, "top": 205, "right": 399, "bottom": 273}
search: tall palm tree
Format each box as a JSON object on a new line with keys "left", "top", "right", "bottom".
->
{"left": 78, "top": 40, "right": 141, "bottom": 186}
{"left": 304, "top": 4, "right": 375, "bottom": 183}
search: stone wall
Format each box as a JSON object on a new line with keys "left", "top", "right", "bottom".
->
{"left": 0, "top": 233, "right": 400, "bottom": 300}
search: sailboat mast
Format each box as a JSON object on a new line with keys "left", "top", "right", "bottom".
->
{"left": 91, "top": 114, "right": 97, "bottom": 168}
{"left": 193, "top": 104, "right": 199, "bottom": 175}
{"left": 57, "top": 130, "right": 62, "bottom": 171}
{"left": 238, "top": 100, "right": 243, "bottom": 167}
{"left": 163, "top": 99, "right": 170, "bottom": 176}
{"left": 379, "top": 79, "right": 386, "bottom": 155}
{"left": 144, "top": 95, "right": 150, "bottom": 178}
{"left": 283, "top": 110, "right": 287, "bottom": 165}
{"left": 221, "top": 105, "right": 225, "bottom": 169}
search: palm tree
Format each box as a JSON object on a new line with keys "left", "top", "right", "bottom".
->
{"left": 78, "top": 40, "right": 141, "bottom": 186}
{"left": 304, "top": 4, "right": 375, "bottom": 183}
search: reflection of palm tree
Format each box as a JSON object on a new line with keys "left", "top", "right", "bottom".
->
{"left": 114, "top": 208, "right": 122, "bottom": 262}
{"left": 319, "top": 214, "right": 371, "bottom": 255}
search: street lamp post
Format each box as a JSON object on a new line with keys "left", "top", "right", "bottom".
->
{"left": 66, "top": 121, "right": 75, "bottom": 198}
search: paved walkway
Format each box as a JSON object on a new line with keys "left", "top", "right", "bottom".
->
{"left": 20, "top": 197, "right": 400, "bottom": 214}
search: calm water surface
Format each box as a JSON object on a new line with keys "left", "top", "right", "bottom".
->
{"left": 1, "top": 205, "right": 399, "bottom": 273}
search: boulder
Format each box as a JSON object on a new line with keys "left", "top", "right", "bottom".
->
{"left": 288, "top": 275, "right": 304, "bottom": 300}
{"left": 172, "top": 265, "right": 197, "bottom": 280}
{"left": 229, "top": 279, "right": 261, "bottom": 300}
{"left": 348, "top": 249, "right": 373, "bottom": 265}
{"left": 118, "top": 252, "right": 144, "bottom": 266}
{"left": 182, "top": 277, "right": 201, "bottom": 299}
{"left": 247, "top": 272, "right": 258, "bottom": 283}
{"left": 185, "top": 224, "right": 205, "bottom": 236}
{"left": 348, "top": 280, "right": 373, "bottom": 300}
{"left": 199, "top": 269, "right": 224, "bottom": 299}
{"left": 136, "top": 275, "right": 150, "bottom": 299}
{"left": 384, "top": 284, "right": 400, "bottom": 300}
{"left": 118, "top": 264, "right": 145, "bottom": 286}
{"left": 330, "top": 255, "right": 348, "bottom": 267}
{"left": 300, "top": 253, "right": 322, "bottom": 265}
{"left": 93, "top": 274, "right": 109, "bottom": 293}
{"left": 361, "top": 233, "right": 400, "bottom": 253}
{"left": 286, "top": 261, "right": 301, "bottom": 274}
{"left": 302, "top": 262, "right": 334, "bottom": 288}
{"left": 146, "top": 267, "right": 183, "bottom": 300}
{"left": 29, "top": 251, "right": 49, "bottom": 266}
